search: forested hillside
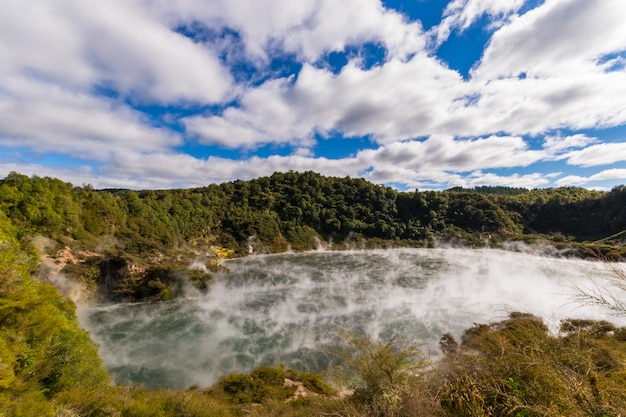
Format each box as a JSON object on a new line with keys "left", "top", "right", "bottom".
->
{"left": 1, "top": 170, "right": 625, "bottom": 302}
{"left": 2, "top": 171, "right": 625, "bottom": 251}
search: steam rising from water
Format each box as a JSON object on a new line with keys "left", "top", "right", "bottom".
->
{"left": 78, "top": 249, "right": 624, "bottom": 389}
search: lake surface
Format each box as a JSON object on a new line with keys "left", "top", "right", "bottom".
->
{"left": 78, "top": 248, "right": 620, "bottom": 389}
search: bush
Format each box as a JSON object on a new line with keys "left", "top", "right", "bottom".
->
{"left": 338, "top": 335, "right": 444, "bottom": 417}
{"left": 439, "top": 313, "right": 626, "bottom": 416}
{"left": 286, "top": 369, "right": 336, "bottom": 396}
{"left": 216, "top": 365, "right": 295, "bottom": 404}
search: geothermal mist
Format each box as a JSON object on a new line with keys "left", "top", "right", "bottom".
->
{"left": 77, "top": 248, "right": 624, "bottom": 389}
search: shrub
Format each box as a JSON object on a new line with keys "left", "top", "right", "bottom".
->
{"left": 338, "top": 335, "right": 444, "bottom": 417}
{"left": 439, "top": 313, "right": 626, "bottom": 416}
{"left": 286, "top": 369, "right": 336, "bottom": 396}
{"left": 216, "top": 365, "right": 295, "bottom": 404}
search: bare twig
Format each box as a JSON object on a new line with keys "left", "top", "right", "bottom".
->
{"left": 573, "top": 261, "right": 626, "bottom": 316}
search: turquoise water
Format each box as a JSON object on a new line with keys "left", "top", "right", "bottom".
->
{"left": 78, "top": 248, "right": 616, "bottom": 389}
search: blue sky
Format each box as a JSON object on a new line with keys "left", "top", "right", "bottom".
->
{"left": 1, "top": 0, "right": 625, "bottom": 190}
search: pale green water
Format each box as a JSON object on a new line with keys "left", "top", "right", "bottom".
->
{"left": 78, "top": 248, "right": 617, "bottom": 389}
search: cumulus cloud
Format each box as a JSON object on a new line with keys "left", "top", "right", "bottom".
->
{"left": 184, "top": 0, "right": 626, "bottom": 149}
{"left": 0, "top": 0, "right": 232, "bottom": 103}
{"left": 0, "top": 0, "right": 96, "bottom": 87}
{"left": 472, "top": 0, "right": 626, "bottom": 80}
{"left": 458, "top": 72, "right": 626, "bottom": 136}
{"left": 185, "top": 56, "right": 468, "bottom": 147}
{"left": 358, "top": 135, "right": 544, "bottom": 173}
{"left": 150, "top": 0, "right": 425, "bottom": 62}
{"left": 455, "top": 0, "right": 626, "bottom": 137}
{"left": 0, "top": 77, "right": 180, "bottom": 160}
{"left": 557, "top": 169, "right": 626, "bottom": 187}
{"left": 543, "top": 134, "right": 598, "bottom": 154}
{"left": 433, "top": 0, "right": 525, "bottom": 46}
{"left": 1, "top": 134, "right": 554, "bottom": 190}
{"left": 0, "top": 162, "right": 97, "bottom": 185}
{"left": 76, "top": 1, "right": 232, "bottom": 103}
{"left": 451, "top": 171, "right": 551, "bottom": 189}
{"left": 0, "top": 0, "right": 624, "bottom": 190}
{"left": 563, "top": 143, "right": 626, "bottom": 167}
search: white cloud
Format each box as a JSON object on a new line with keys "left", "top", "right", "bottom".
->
{"left": 0, "top": 77, "right": 180, "bottom": 161}
{"left": 543, "top": 134, "right": 598, "bottom": 154}
{"left": 0, "top": 0, "right": 624, "bottom": 192}
{"left": 3, "top": 129, "right": 621, "bottom": 192}
{"left": 150, "top": 0, "right": 425, "bottom": 62}
{"left": 0, "top": 0, "right": 96, "bottom": 87}
{"left": 0, "top": 134, "right": 552, "bottom": 190}
{"left": 281, "top": 0, "right": 425, "bottom": 61}
{"left": 184, "top": 76, "right": 312, "bottom": 148}
{"left": 473, "top": 0, "right": 626, "bottom": 80}
{"left": 147, "top": 0, "right": 320, "bottom": 60}
{"left": 358, "top": 135, "right": 544, "bottom": 173}
{"left": 0, "top": 0, "right": 232, "bottom": 104}
{"left": 447, "top": 171, "right": 550, "bottom": 189}
{"left": 557, "top": 169, "right": 626, "bottom": 187}
{"left": 460, "top": 0, "right": 626, "bottom": 135}
{"left": 587, "top": 169, "right": 626, "bottom": 182}
{"left": 457, "top": 72, "right": 626, "bottom": 136}
{"left": 0, "top": 162, "right": 175, "bottom": 191}
{"left": 98, "top": 151, "right": 364, "bottom": 189}
{"left": 185, "top": 55, "right": 468, "bottom": 147}
{"left": 74, "top": 1, "right": 232, "bottom": 103}
{"left": 563, "top": 143, "right": 626, "bottom": 167}
{"left": 293, "top": 147, "right": 314, "bottom": 157}
{"left": 0, "top": 163, "right": 92, "bottom": 181}
{"left": 433, "top": 0, "right": 525, "bottom": 46}
{"left": 183, "top": 0, "right": 626, "bottom": 148}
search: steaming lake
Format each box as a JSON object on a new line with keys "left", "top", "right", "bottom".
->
{"left": 78, "top": 248, "right": 622, "bottom": 389}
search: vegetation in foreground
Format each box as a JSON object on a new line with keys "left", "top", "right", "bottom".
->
{"left": 2, "top": 171, "right": 626, "bottom": 415}
{"left": 3, "top": 208, "right": 626, "bottom": 415}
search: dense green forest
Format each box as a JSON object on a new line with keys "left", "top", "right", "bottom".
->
{"left": 3, "top": 170, "right": 625, "bottom": 255}
{"left": 2, "top": 171, "right": 626, "bottom": 416}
